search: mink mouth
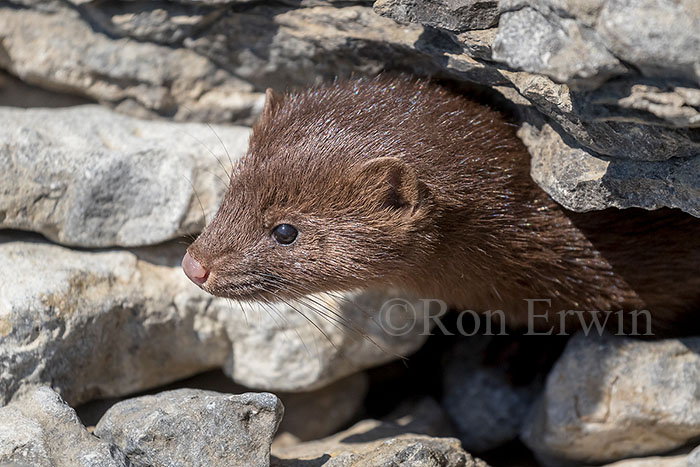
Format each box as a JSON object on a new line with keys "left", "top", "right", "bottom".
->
{"left": 207, "top": 274, "right": 285, "bottom": 301}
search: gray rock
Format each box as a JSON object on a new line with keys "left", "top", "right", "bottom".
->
{"left": 521, "top": 119, "right": 700, "bottom": 216}
{"left": 493, "top": 3, "right": 626, "bottom": 88}
{"left": 78, "top": 370, "right": 368, "bottom": 443}
{"left": 387, "top": 397, "right": 457, "bottom": 440}
{"left": 0, "top": 234, "right": 230, "bottom": 406}
{"left": 442, "top": 336, "right": 541, "bottom": 452}
{"left": 0, "top": 70, "right": 92, "bottom": 108}
{"left": 373, "top": 0, "right": 700, "bottom": 215}
{"left": 596, "top": 0, "right": 700, "bottom": 83}
{"left": 79, "top": 2, "right": 225, "bottom": 45}
{"left": 95, "top": 389, "right": 283, "bottom": 467}
{"left": 221, "top": 289, "right": 434, "bottom": 392}
{"left": 5, "top": 0, "right": 64, "bottom": 11}
{"left": 374, "top": 0, "right": 500, "bottom": 32}
{"left": 495, "top": 0, "right": 700, "bottom": 85}
{"left": 455, "top": 28, "right": 498, "bottom": 60}
{"left": 577, "top": 80, "right": 700, "bottom": 128}
{"left": 0, "top": 1, "right": 508, "bottom": 117}
{"left": 184, "top": 4, "right": 493, "bottom": 90}
{"left": 521, "top": 332, "right": 700, "bottom": 465}
{"left": 0, "top": 386, "right": 130, "bottom": 467}
{"left": 603, "top": 454, "right": 689, "bottom": 467}
{"left": 0, "top": 232, "right": 430, "bottom": 405}
{"left": 0, "top": 105, "right": 249, "bottom": 247}
{"left": 688, "top": 445, "right": 700, "bottom": 467}
{"left": 0, "top": 7, "right": 262, "bottom": 124}
{"left": 502, "top": 72, "right": 700, "bottom": 162}
{"left": 272, "top": 417, "right": 487, "bottom": 467}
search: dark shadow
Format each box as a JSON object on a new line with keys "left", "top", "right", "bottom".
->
{"left": 568, "top": 76, "right": 700, "bottom": 160}
{"left": 564, "top": 206, "right": 700, "bottom": 337}
{"left": 270, "top": 454, "right": 331, "bottom": 467}
{"left": 0, "top": 71, "right": 93, "bottom": 108}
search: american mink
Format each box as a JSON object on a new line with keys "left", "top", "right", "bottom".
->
{"left": 183, "top": 75, "right": 700, "bottom": 335}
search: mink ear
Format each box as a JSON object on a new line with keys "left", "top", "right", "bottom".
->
{"left": 352, "top": 157, "right": 428, "bottom": 214}
{"left": 262, "top": 88, "right": 283, "bottom": 118}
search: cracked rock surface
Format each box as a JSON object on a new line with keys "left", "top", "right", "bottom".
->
{"left": 0, "top": 387, "right": 130, "bottom": 467}
{"left": 0, "top": 105, "right": 249, "bottom": 247}
{"left": 95, "top": 389, "right": 284, "bottom": 467}
{"left": 0, "top": 231, "right": 431, "bottom": 406}
{"left": 374, "top": 0, "right": 700, "bottom": 216}
{"left": 522, "top": 333, "right": 700, "bottom": 465}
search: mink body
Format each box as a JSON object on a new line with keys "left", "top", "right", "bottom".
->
{"left": 184, "top": 76, "right": 700, "bottom": 335}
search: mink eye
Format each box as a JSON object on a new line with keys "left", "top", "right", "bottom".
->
{"left": 272, "top": 224, "right": 298, "bottom": 245}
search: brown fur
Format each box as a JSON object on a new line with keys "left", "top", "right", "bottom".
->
{"left": 187, "top": 75, "right": 700, "bottom": 335}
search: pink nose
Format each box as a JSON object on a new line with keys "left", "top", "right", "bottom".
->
{"left": 182, "top": 251, "right": 209, "bottom": 286}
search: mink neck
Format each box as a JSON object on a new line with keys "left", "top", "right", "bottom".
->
{"left": 402, "top": 156, "right": 565, "bottom": 311}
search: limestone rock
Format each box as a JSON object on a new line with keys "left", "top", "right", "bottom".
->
{"left": 0, "top": 70, "right": 92, "bottom": 108}
{"left": 521, "top": 332, "right": 700, "bottom": 465}
{"left": 493, "top": 3, "right": 626, "bottom": 88}
{"left": 495, "top": 0, "right": 700, "bottom": 86}
{"left": 0, "top": 2, "right": 504, "bottom": 123}
{"left": 501, "top": 72, "right": 700, "bottom": 162}
{"left": 95, "top": 389, "right": 283, "bottom": 467}
{"left": 0, "top": 232, "right": 430, "bottom": 406}
{"left": 595, "top": 0, "right": 700, "bottom": 83}
{"left": 578, "top": 80, "right": 700, "bottom": 128}
{"left": 602, "top": 453, "right": 689, "bottom": 467}
{"left": 272, "top": 418, "right": 487, "bottom": 467}
{"left": 388, "top": 397, "right": 457, "bottom": 441}
{"left": 0, "top": 7, "right": 262, "bottom": 124}
{"left": 373, "top": 0, "right": 700, "bottom": 216}
{"left": 0, "top": 105, "right": 249, "bottom": 247}
{"left": 455, "top": 28, "right": 498, "bottom": 60}
{"left": 77, "top": 370, "right": 369, "bottom": 443}
{"left": 221, "top": 289, "right": 433, "bottom": 392}
{"left": 79, "top": 1, "right": 226, "bottom": 45}
{"left": 183, "top": 4, "right": 501, "bottom": 90}
{"left": 0, "top": 386, "right": 129, "bottom": 467}
{"left": 688, "top": 445, "right": 700, "bottom": 467}
{"left": 374, "top": 0, "right": 500, "bottom": 32}
{"left": 0, "top": 233, "right": 230, "bottom": 406}
{"left": 521, "top": 119, "right": 700, "bottom": 216}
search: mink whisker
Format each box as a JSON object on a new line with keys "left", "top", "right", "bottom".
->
{"left": 258, "top": 273, "right": 390, "bottom": 354}
{"left": 206, "top": 122, "right": 235, "bottom": 180}
{"left": 182, "top": 129, "right": 232, "bottom": 183}
{"left": 182, "top": 174, "right": 208, "bottom": 227}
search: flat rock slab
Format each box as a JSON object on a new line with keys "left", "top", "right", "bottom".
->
{"left": 521, "top": 119, "right": 700, "bottom": 216}
{"left": 0, "top": 6, "right": 262, "bottom": 123}
{"left": 0, "top": 105, "right": 249, "bottom": 247}
{"left": 374, "top": 0, "right": 500, "bottom": 32}
{"left": 603, "top": 453, "right": 690, "bottom": 467}
{"left": 494, "top": 0, "right": 700, "bottom": 86}
{"left": 0, "top": 386, "right": 129, "bottom": 467}
{"left": 95, "top": 389, "right": 283, "bottom": 467}
{"left": 374, "top": 0, "right": 700, "bottom": 217}
{"left": 0, "top": 232, "right": 430, "bottom": 405}
{"left": 522, "top": 332, "right": 700, "bottom": 465}
{"left": 272, "top": 418, "right": 487, "bottom": 467}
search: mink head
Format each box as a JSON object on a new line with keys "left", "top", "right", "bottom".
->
{"left": 183, "top": 78, "right": 439, "bottom": 302}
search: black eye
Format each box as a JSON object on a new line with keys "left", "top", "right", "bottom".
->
{"left": 272, "top": 224, "right": 298, "bottom": 245}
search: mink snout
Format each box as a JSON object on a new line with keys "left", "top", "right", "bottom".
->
{"left": 182, "top": 251, "right": 209, "bottom": 286}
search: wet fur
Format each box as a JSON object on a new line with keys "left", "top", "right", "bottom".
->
{"left": 187, "top": 75, "right": 700, "bottom": 336}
